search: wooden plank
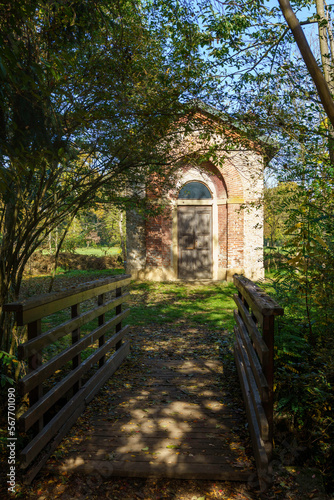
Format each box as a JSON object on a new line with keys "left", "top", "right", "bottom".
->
{"left": 91, "top": 420, "right": 241, "bottom": 436}
{"left": 90, "top": 405, "right": 236, "bottom": 421}
{"left": 115, "top": 287, "right": 122, "bottom": 350}
{"left": 71, "top": 303, "right": 81, "bottom": 394}
{"left": 113, "top": 383, "right": 226, "bottom": 395}
{"left": 20, "top": 388, "right": 87, "bottom": 468}
{"left": 20, "top": 341, "right": 130, "bottom": 468}
{"left": 110, "top": 392, "right": 235, "bottom": 406}
{"left": 19, "top": 310, "right": 130, "bottom": 396}
{"left": 234, "top": 327, "right": 269, "bottom": 442}
{"left": 262, "top": 314, "right": 275, "bottom": 450}
{"left": 58, "top": 458, "right": 251, "bottom": 481}
{"left": 6, "top": 276, "right": 131, "bottom": 326}
{"left": 233, "top": 294, "right": 269, "bottom": 365}
{"left": 93, "top": 414, "right": 238, "bottom": 425}
{"left": 84, "top": 340, "right": 130, "bottom": 404}
{"left": 42, "top": 356, "right": 254, "bottom": 483}
{"left": 20, "top": 326, "right": 129, "bottom": 431}
{"left": 27, "top": 319, "right": 43, "bottom": 434}
{"left": 18, "top": 294, "right": 130, "bottom": 358}
{"left": 234, "top": 344, "right": 269, "bottom": 478}
{"left": 74, "top": 435, "right": 239, "bottom": 450}
{"left": 233, "top": 275, "right": 283, "bottom": 323}
{"left": 75, "top": 452, "right": 248, "bottom": 466}
{"left": 5, "top": 274, "right": 131, "bottom": 314}
{"left": 64, "top": 449, "right": 249, "bottom": 465}
{"left": 234, "top": 311, "right": 269, "bottom": 402}
{"left": 22, "top": 401, "right": 85, "bottom": 484}
{"left": 153, "top": 359, "right": 223, "bottom": 369}
{"left": 98, "top": 293, "right": 105, "bottom": 367}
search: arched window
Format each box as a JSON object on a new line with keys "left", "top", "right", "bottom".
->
{"left": 178, "top": 181, "right": 212, "bottom": 200}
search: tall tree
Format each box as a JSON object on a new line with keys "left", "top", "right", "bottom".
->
{"left": 0, "top": 0, "right": 212, "bottom": 352}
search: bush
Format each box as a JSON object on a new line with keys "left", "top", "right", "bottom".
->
{"left": 26, "top": 252, "right": 123, "bottom": 275}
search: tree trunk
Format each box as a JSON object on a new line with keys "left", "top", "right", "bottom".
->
{"left": 119, "top": 210, "right": 126, "bottom": 264}
{"left": 316, "top": 0, "right": 332, "bottom": 86}
{"left": 316, "top": 1, "right": 334, "bottom": 165}
{"left": 278, "top": 0, "right": 334, "bottom": 127}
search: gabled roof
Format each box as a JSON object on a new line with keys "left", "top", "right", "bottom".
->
{"left": 186, "top": 100, "right": 278, "bottom": 162}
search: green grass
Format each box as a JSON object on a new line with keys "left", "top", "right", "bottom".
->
{"left": 42, "top": 246, "right": 122, "bottom": 257}
{"left": 127, "top": 281, "right": 237, "bottom": 332}
{"left": 73, "top": 246, "right": 121, "bottom": 257}
{"left": 59, "top": 268, "right": 125, "bottom": 278}
{"left": 19, "top": 273, "right": 238, "bottom": 372}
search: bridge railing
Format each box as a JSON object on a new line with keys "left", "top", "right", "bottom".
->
{"left": 233, "top": 274, "right": 283, "bottom": 486}
{"left": 3, "top": 274, "right": 131, "bottom": 483}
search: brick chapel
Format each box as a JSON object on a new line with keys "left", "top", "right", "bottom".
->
{"left": 126, "top": 105, "right": 272, "bottom": 282}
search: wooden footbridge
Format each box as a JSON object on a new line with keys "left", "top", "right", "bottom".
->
{"left": 4, "top": 274, "right": 283, "bottom": 488}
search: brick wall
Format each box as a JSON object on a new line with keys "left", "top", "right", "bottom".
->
{"left": 127, "top": 111, "right": 265, "bottom": 280}
{"left": 146, "top": 208, "right": 172, "bottom": 268}
{"left": 218, "top": 204, "right": 227, "bottom": 268}
{"left": 227, "top": 203, "right": 244, "bottom": 268}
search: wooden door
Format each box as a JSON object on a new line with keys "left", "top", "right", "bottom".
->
{"left": 178, "top": 206, "right": 212, "bottom": 279}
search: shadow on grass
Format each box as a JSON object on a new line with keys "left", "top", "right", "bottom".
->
{"left": 127, "top": 281, "right": 237, "bottom": 332}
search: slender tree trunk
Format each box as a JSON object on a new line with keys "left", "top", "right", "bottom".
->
{"left": 48, "top": 217, "right": 76, "bottom": 292}
{"left": 55, "top": 225, "right": 58, "bottom": 253}
{"left": 119, "top": 210, "right": 126, "bottom": 264}
{"left": 278, "top": 0, "right": 334, "bottom": 127}
{"left": 316, "top": 0, "right": 334, "bottom": 165}
{"left": 316, "top": 0, "right": 331, "bottom": 85}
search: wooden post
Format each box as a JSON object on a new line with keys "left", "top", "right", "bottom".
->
{"left": 71, "top": 304, "right": 81, "bottom": 394}
{"left": 27, "top": 319, "right": 43, "bottom": 434}
{"left": 115, "top": 286, "right": 122, "bottom": 350}
{"left": 98, "top": 293, "right": 105, "bottom": 367}
{"left": 262, "top": 314, "right": 275, "bottom": 455}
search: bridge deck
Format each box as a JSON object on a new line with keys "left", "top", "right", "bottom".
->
{"left": 52, "top": 353, "right": 255, "bottom": 481}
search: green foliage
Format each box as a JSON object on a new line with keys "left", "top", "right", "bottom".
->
{"left": 273, "top": 315, "right": 334, "bottom": 478}
{"left": 0, "top": 351, "right": 17, "bottom": 387}
{"left": 0, "top": 0, "right": 215, "bottom": 352}
{"left": 263, "top": 181, "right": 334, "bottom": 477}
{"left": 263, "top": 182, "right": 299, "bottom": 247}
{"left": 262, "top": 180, "right": 334, "bottom": 478}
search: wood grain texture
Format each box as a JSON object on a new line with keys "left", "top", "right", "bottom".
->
{"left": 233, "top": 275, "right": 283, "bottom": 323}
{"left": 4, "top": 275, "right": 131, "bottom": 325}
{"left": 54, "top": 359, "right": 255, "bottom": 481}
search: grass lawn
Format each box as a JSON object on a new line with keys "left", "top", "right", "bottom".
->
{"left": 128, "top": 280, "right": 237, "bottom": 332}
{"left": 42, "top": 246, "right": 122, "bottom": 257}
{"left": 74, "top": 246, "right": 121, "bottom": 256}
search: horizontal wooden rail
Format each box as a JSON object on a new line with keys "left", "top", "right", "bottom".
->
{"left": 19, "top": 310, "right": 130, "bottom": 397}
{"left": 3, "top": 274, "right": 131, "bottom": 482}
{"left": 233, "top": 274, "right": 283, "bottom": 489}
{"left": 5, "top": 276, "right": 131, "bottom": 325}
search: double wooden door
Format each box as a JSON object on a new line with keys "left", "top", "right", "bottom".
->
{"left": 178, "top": 206, "right": 212, "bottom": 279}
